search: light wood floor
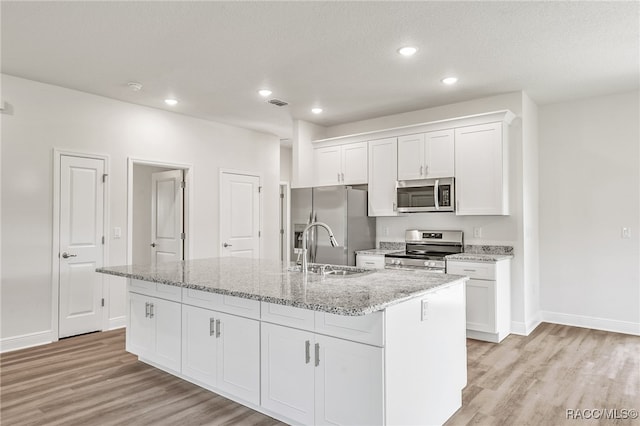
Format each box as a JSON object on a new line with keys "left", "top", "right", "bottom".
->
{"left": 1, "top": 323, "right": 638, "bottom": 425}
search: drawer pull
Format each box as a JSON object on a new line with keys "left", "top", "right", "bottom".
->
{"left": 463, "top": 269, "right": 476, "bottom": 272}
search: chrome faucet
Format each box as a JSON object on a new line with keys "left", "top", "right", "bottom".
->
{"left": 301, "top": 222, "right": 339, "bottom": 274}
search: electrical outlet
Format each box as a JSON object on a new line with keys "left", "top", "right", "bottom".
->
{"left": 622, "top": 227, "right": 631, "bottom": 239}
{"left": 473, "top": 227, "right": 482, "bottom": 238}
{"left": 384, "top": 227, "right": 389, "bottom": 236}
{"left": 421, "top": 299, "right": 429, "bottom": 321}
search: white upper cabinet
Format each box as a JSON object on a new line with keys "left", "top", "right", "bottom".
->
{"left": 314, "top": 142, "right": 367, "bottom": 186}
{"left": 368, "top": 137, "right": 398, "bottom": 216}
{"left": 397, "top": 134, "right": 425, "bottom": 180}
{"left": 455, "top": 122, "right": 509, "bottom": 215}
{"left": 425, "top": 129, "right": 455, "bottom": 177}
{"left": 397, "top": 130, "right": 454, "bottom": 180}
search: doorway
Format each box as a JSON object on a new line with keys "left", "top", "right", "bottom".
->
{"left": 127, "top": 159, "right": 192, "bottom": 265}
{"left": 52, "top": 150, "right": 109, "bottom": 339}
{"left": 219, "top": 170, "right": 261, "bottom": 258}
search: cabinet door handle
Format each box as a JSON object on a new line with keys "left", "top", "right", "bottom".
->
{"left": 314, "top": 343, "right": 320, "bottom": 367}
{"left": 149, "top": 303, "right": 154, "bottom": 319}
{"left": 337, "top": 173, "right": 341, "bottom": 182}
{"left": 341, "top": 172, "right": 344, "bottom": 182}
{"left": 145, "top": 302, "right": 150, "bottom": 318}
{"left": 420, "top": 165, "right": 423, "bottom": 176}
{"left": 392, "top": 202, "right": 397, "bottom": 211}
{"left": 215, "top": 319, "right": 221, "bottom": 338}
{"left": 305, "top": 340, "right": 311, "bottom": 364}
{"left": 209, "top": 318, "right": 215, "bottom": 336}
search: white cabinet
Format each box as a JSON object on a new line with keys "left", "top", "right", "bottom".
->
{"left": 128, "top": 292, "right": 181, "bottom": 372}
{"left": 181, "top": 304, "right": 260, "bottom": 404}
{"left": 261, "top": 323, "right": 315, "bottom": 424}
{"left": 397, "top": 130, "right": 454, "bottom": 180}
{"left": 260, "top": 322, "right": 383, "bottom": 426}
{"left": 447, "top": 259, "right": 511, "bottom": 342}
{"left": 455, "top": 122, "right": 509, "bottom": 215}
{"left": 314, "top": 142, "right": 367, "bottom": 186}
{"left": 367, "top": 137, "right": 398, "bottom": 216}
{"left": 356, "top": 253, "right": 385, "bottom": 269}
{"left": 314, "top": 334, "right": 384, "bottom": 425}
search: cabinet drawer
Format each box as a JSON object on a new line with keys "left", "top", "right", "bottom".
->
{"left": 356, "top": 254, "right": 385, "bottom": 269}
{"left": 261, "top": 302, "right": 315, "bottom": 331}
{"left": 182, "top": 288, "right": 260, "bottom": 319}
{"left": 447, "top": 261, "right": 496, "bottom": 280}
{"left": 128, "top": 279, "right": 182, "bottom": 302}
{"left": 314, "top": 311, "right": 384, "bottom": 346}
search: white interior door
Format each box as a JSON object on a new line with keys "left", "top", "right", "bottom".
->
{"left": 151, "top": 170, "right": 184, "bottom": 264}
{"left": 59, "top": 155, "right": 104, "bottom": 338}
{"left": 220, "top": 172, "right": 260, "bottom": 258}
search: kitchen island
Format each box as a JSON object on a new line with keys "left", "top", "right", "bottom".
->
{"left": 97, "top": 257, "right": 468, "bottom": 426}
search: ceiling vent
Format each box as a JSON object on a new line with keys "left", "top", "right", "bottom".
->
{"left": 267, "top": 98, "right": 288, "bottom": 107}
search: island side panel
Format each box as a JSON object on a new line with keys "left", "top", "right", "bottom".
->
{"left": 384, "top": 280, "right": 467, "bottom": 426}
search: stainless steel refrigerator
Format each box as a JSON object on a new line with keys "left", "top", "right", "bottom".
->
{"left": 291, "top": 186, "right": 376, "bottom": 266}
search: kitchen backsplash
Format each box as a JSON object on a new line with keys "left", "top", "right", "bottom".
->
{"left": 379, "top": 241, "right": 406, "bottom": 250}
{"left": 379, "top": 241, "right": 514, "bottom": 255}
{"left": 463, "top": 245, "right": 514, "bottom": 255}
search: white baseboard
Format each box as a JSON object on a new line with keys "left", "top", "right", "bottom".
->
{"left": 540, "top": 311, "right": 640, "bottom": 336}
{"left": 0, "top": 330, "right": 54, "bottom": 353}
{"left": 510, "top": 312, "right": 542, "bottom": 337}
{"left": 108, "top": 316, "right": 126, "bottom": 330}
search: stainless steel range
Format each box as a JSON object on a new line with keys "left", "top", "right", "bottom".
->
{"left": 385, "top": 230, "right": 464, "bottom": 273}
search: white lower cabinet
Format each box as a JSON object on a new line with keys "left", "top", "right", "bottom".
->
{"left": 182, "top": 304, "right": 260, "bottom": 405}
{"left": 447, "top": 259, "right": 511, "bottom": 343}
{"left": 260, "top": 322, "right": 383, "bottom": 425}
{"left": 128, "top": 292, "right": 181, "bottom": 372}
{"left": 261, "top": 323, "right": 315, "bottom": 424}
{"left": 314, "top": 334, "right": 383, "bottom": 425}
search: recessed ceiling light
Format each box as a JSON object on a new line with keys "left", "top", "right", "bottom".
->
{"left": 164, "top": 99, "right": 178, "bottom": 106}
{"left": 398, "top": 46, "right": 417, "bottom": 57}
{"left": 258, "top": 89, "right": 272, "bottom": 97}
{"left": 311, "top": 108, "right": 323, "bottom": 114}
{"left": 441, "top": 77, "right": 458, "bottom": 85}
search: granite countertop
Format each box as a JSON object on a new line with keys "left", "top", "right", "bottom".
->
{"left": 97, "top": 257, "right": 466, "bottom": 316}
{"left": 446, "top": 253, "right": 513, "bottom": 262}
{"left": 355, "top": 248, "right": 404, "bottom": 255}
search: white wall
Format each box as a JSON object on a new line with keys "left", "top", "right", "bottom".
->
{"left": 539, "top": 91, "right": 640, "bottom": 334}
{"left": 1, "top": 75, "right": 280, "bottom": 347}
{"left": 280, "top": 146, "right": 292, "bottom": 183}
{"left": 132, "top": 165, "right": 174, "bottom": 265}
{"left": 292, "top": 120, "right": 326, "bottom": 188}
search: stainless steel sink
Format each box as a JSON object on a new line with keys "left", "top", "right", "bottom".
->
{"left": 324, "top": 269, "right": 369, "bottom": 277}
{"left": 287, "top": 264, "right": 373, "bottom": 277}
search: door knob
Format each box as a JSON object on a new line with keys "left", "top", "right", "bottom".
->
{"left": 223, "top": 243, "right": 232, "bottom": 248}
{"left": 150, "top": 243, "right": 156, "bottom": 247}
{"left": 61, "top": 252, "right": 77, "bottom": 259}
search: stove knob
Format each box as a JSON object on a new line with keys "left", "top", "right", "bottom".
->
{"left": 423, "top": 261, "right": 429, "bottom": 267}
{"left": 397, "top": 260, "right": 403, "bottom": 266}
{"left": 429, "top": 261, "right": 435, "bottom": 267}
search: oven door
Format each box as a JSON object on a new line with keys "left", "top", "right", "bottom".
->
{"left": 396, "top": 178, "right": 455, "bottom": 212}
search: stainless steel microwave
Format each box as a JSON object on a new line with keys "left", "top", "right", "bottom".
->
{"left": 395, "top": 178, "right": 455, "bottom": 213}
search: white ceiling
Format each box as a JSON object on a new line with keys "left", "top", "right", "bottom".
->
{"left": 2, "top": 1, "right": 638, "bottom": 140}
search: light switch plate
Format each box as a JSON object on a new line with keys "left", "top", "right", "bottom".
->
{"left": 421, "top": 299, "right": 429, "bottom": 321}
{"left": 622, "top": 227, "right": 631, "bottom": 239}
{"left": 113, "top": 227, "right": 122, "bottom": 239}
{"left": 473, "top": 227, "right": 482, "bottom": 238}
